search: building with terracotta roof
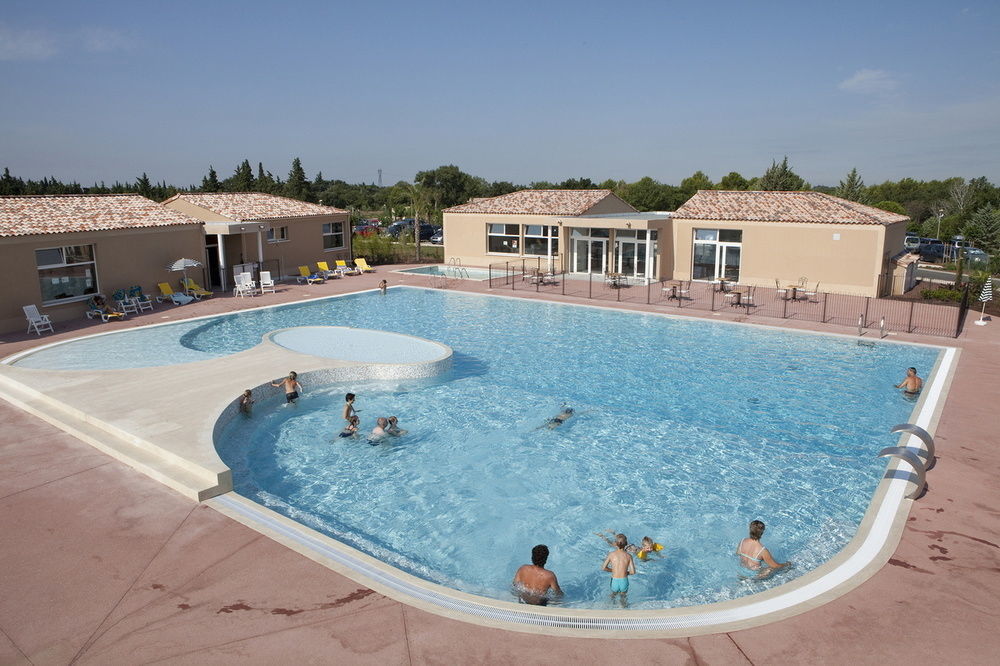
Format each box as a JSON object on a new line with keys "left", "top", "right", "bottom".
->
{"left": 0, "top": 194, "right": 205, "bottom": 331}
{"left": 162, "top": 193, "right": 350, "bottom": 288}
{"left": 442, "top": 189, "right": 909, "bottom": 296}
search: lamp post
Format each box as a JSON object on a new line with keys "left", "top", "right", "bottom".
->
{"left": 935, "top": 208, "right": 944, "bottom": 240}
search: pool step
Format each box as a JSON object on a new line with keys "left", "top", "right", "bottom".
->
{"left": 0, "top": 374, "right": 228, "bottom": 501}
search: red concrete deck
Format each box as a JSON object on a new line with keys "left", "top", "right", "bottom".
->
{"left": 2, "top": 268, "right": 998, "bottom": 664}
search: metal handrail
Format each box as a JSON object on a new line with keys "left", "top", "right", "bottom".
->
{"left": 890, "top": 423, "right": 935, "bottom": 469}
{"left": 877, "top": 447, "right": 926, "bottom": 500}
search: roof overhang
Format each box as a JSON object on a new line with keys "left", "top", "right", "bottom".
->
{"left": 558, "top": 212, "right": 674, "bottom": 230}
{"left": 203, "top": 221, "right": 271, "bottom": 235}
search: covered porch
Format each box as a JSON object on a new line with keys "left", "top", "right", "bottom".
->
{"left": 559, "top": 212, "right": 672, "bottom": 284}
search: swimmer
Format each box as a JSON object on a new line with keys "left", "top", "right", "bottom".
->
{"left": 594, "top": 532, "right": 665, "bottom": 561}
{"left": 368, "top": 417, "right": 388, "bottom": 445}
{"left": 386, "top": 416, "right": 407, "bottom": 436}
{"left": 737, "top": 520, "right": 790, "bottom": 580}
{"left": 271, "top": 371, "right": 302, "bottom": 404}
{"left": 343, "top": 393, "right": 358, "bottom": 424}
{"left": 378, "top": 279, "right": 387, "bottom": 294}
{"left": 238, "top": 389, "right": 254, "bottom": 415}
{"left": 601, "top": 533, "right": 636, "bottom": 608}
{"left": 540, "top": 407, "right": 574, "bottom": 429}
{"left": 338, "top": 415, "right": 359, "bottom": 438}
{"left": 512, "top": 544, "right": 562, "bottom": 606}
{"left": 896, "top": 367, "right": 923, "bottom": 395}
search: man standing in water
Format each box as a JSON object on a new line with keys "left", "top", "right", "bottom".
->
{"left": 896, "top": 367, "right": 923, "bottom": 395}
{"left": 512, "top": 544, "right": 562, "bottom": 605}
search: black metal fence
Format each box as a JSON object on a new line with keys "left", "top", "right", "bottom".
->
{"left": 487, "top": 259, "right": 967, "bottom": 338}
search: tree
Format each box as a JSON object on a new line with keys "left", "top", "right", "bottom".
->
{"left": 557, "top": 177, "right": 597, "bottom": 189}
{"left": 834, "top": 167, "right": 870, "bottom": 203}
{"left": 227, "top": 159, "right": 255, "bottom": 192}
{"left": 962, "top": 206, "right": 1000, "bottom": 256}
{"left": 414, "top": 165, "right": 482, "bottom": 208}
{"left": 680, "top": 171, "right": 714, "bottom": 196}
{"left": 619, "top": 177, "right": 686, "bottom": 212}
{"left": 284, "top": 157, "right": 310, "bottom": 201}
{"left": 718, "top": 172, "right": 748, "bottom": 190}
{"left": 758, "top": 157, "right": 806, "bottom": 191}
{"left": 201, "top": 166, "right": 221, "bottom": 192}
{"left": 135, "top": 173, "right": 152, "bottom": 198}
{"left": 256, "top": 162, "right": 277, "bottom": 193}
{"left": 873, "top": 200, "right": 907, "bottom": 215}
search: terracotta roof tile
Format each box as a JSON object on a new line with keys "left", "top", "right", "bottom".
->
{"left": 165, "top": 192, "right": 347, "bottom": 221}
{"left": 674, "top": 190, "right": 909, "bottom": 225}
{"left": 444, "top": 190, "right": 635, "bottom": 216}
{"left": 0, "top": 194, "right": 201, "bottom": 238}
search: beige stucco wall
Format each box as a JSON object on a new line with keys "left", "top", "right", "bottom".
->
{"left": 443, "top": 213, "right": 563, "bottom": 270}
{"left": 670, "top": 219, "right": 893, "bottom": 296}
{"left": 259, "top": 215, "right": 351, "bottom": 278}
{"left": 0, "top": 224, "right": 206, "bottom": 333}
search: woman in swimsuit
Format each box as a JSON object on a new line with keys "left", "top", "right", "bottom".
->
{"left": 737, "top": 520, "right": 790, "bottom": 579}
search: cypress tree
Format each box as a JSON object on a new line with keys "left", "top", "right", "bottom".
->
{"left": 834, "top": 168, "right": 870, "bottom": 203}
{"left": 201, "top": 166, "right": 221, "bottom": 192}
{"left": 285, "top": 157, "right": 309, "bottom": 200}
{"left": 759, "top": 157, "right": 806, "bottom": 191}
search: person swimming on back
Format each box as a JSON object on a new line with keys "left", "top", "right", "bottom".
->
{"left": 542, "top": 407, "right": 574, "bottom": 429}
{"left": 338, "top": 415, "right": 359, "bottom": 438}
{"left": 368, "top": 417, "right": 388, "bottom": 445}
{"left": 738, "top": 520, "right": 790, "bottom": 580}
{"left": 896, "top": 367, "right": 923, "bottom": 395}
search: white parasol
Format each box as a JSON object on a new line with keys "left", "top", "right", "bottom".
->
{"left": 974, "top": 277, "right": 993, "bottom": 326}
{"left": 166, "top": 258, "right": 203, "bottom": 293}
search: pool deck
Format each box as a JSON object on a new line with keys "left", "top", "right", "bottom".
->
{"left": 1, "top": 266, "right": 998, "bottom": 663}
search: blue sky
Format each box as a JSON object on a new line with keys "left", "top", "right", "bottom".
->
{"left": 2, "top": 0, "right": 998, "bottom": 188}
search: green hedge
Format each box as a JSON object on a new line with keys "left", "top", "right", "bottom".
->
{"left": 352, "top": 235, "right": 443, "bottom": 264}
{"left": 921, "top": 287, "right": 964, "bottom": 302}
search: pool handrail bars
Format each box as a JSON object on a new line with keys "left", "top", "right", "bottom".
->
{"left": 889, "top": 423, "right": 935, "bottom": 470}
{"left": 877, "top": 447, "right": 927, "bottom": 500}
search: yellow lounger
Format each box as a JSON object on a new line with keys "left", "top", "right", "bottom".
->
{"left": 315, "top": 261, "right": 341, "bottom": 279}
{"left": 336, "top": 259, "right": 361, "bottom": 275}
{"left": 354, "top": 258, "right": 376, "bottom": 273}
{"left": 157, "top": 283, "right": 194, "bottom": 305}
{"left": 180, "top": 277, "right": 213, "bottom": 298}
{"left": 297, "top": 266, "right": 325, "bottom": 285}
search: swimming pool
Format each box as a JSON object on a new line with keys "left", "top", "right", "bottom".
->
{"left": 193, "top": 288, "right": 942, "bottom": 610}
{"left": 395, "top": 265, "right": 494, "bottom": 280}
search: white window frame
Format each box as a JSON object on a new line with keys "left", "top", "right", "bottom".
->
{"left": 36, "top": 244, "right": 99, "bottom": 305}
{"left": 486, "top": 223, "right": 520, "bottom": 255}
{"left": 522, "top": 224, "right": 559, "bottom": 257}
{"left": 267, "top": 225, "right": 289, "bottom": 243}
{"left": 322, "top": 222, "right": 346, "bottom": 251}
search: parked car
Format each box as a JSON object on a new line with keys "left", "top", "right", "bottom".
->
{"left": 918, "top": 242, "right": 945, "bottom": 262}
{"left": 385, "top": 219, "right": 435, "bottom": 241}
{"left": 903, "top": 235, "right": 921, "bottom": 251}
{"left": 429, "top": 227, "right": 443, "bottom": 244}
{"left": 353, "top": 224, "right": 380, "bottom": 237}
{"left": 962, "top": 248, "right": 990, "bottom": 266}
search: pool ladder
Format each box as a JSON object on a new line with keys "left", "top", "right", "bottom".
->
{"left": 878, "top": 423, "right": 935, "bottom": 499}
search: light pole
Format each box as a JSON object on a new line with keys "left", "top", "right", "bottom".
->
{"left": 935, "top": 208, "right": 944, "bottom": 240}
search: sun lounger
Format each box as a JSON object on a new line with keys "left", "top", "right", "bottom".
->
{"left": 111, "top": 288, "right": 139, "bottom": 315}
{"left": 297, "top": 266, "right": 325, "bottom": 285}
{"left": 85, "top": 295, "right": 126, "bottom": 322}
{"left": 128, "top": 285, "right": 154, "bottom": 312}
{"left": 23, "top": 304, "right": 54, "bottom": 335}
{"left": 315, "top": 261, "right": 341, "bottom": 279}
{"left": 180, "top": 277, "right": 214, "bottom": 299}
{"left": 156, "top": 283, "right": 194, "bottom": 305}
{"left": 335, "top": 260, "right": 361, "bottom": 276}
{"left": 354, "top": 258, "right": 376, "bottom": 273}
{"left": 259, "top": 270, "right": 276, "bottom": 294}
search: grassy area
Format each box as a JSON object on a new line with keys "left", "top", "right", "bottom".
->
{"left": 352, "top": 234, "right": 443, "bottom": 264}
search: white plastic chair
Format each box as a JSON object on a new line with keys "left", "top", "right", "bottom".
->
{"left": 241, "top": 271, "right": 258, "bottom": 296}
{"left": 259, "top": 270, "right": 275, "bottom": 294}
{"left": 233, "top": 273, "right": 252, "bottom": 298}
{"left": 23, "top": 305, "right": 54, "bottom": 335}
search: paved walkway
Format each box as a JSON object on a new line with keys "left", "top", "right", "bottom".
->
{"left": 1, "top": 269, "right": 998, "bottom": 664}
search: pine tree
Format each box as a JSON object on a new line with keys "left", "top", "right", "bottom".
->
{"left": 201, "top": 166, "right": 221, "bottom": 192}
{"left": 284, "top": 157, "right": 309, "bottom": 200}
{"left": 758, "top": 157, "right": 806, "bottom": 191}
{"left": 228, "top": 159, "right": 256, "bottom": 192}
{"left": 136, "top": 173, "right": 152, "bottom": 198}
{"left": 834, "top": 168, "right": 869, "bottom": 203}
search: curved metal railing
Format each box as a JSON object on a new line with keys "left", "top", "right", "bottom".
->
{"left": 878, "top": 422, "right": 936, "bottom": 499}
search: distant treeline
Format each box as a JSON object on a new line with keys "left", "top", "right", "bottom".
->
{"left": 3, "top": 157, "right": 999, "bottom": 242}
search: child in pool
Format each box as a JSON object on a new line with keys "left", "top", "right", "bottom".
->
{"left": 238, "top": 389, "right": 254, "bottom": 415}
{"left": 386, "top": 416, "right": 407, "bottom": 436}
{"left": 595, "top": 531, "right": 665, "bottom": 561}
{"left": 338, "top": 415, "right": 359, "bottom": 438}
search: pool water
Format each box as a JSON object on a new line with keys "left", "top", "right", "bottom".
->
{"left": 207, "top": 288, "right": 940, "bottom": 609}
{"left": 395, "top": 265, "right": 494, "bottom": 280}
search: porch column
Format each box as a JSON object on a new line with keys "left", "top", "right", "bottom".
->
{"left": 216, "top": 234, "right": 227, "bottom": 291}
{"left": 257, "top": 230, "right": 264, "bottom": 263}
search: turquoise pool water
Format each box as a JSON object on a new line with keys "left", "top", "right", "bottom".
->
{"left": 395, "top": 265, "right": 494, "bottom": 280}
{"left": 197, "top": 288, "right": 940, "bottom": 609}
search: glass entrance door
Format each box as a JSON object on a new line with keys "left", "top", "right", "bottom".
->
{"left": 617, "top": 240, "right": 636, "bottom": 276}
{"left": 720, "top": 244, "right": 741, "bottom": 281}
{"left": 573, "top": 238, "right": 606, "bottom": 274}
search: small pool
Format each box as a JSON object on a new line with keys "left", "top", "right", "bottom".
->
{"left": 395, "top": 265, "right": 494, "bottom": 280}
{"left": 270, "top": 326, "right": 449, "bottom": 364}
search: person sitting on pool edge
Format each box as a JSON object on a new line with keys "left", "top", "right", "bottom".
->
{"left": 737, "top": 520, "right": 790, "bottom": 580}
{"left": 512, "top": 544, "right": 563, "bottom": 606}
{"left": 238, "top": 389, "right": 254, "bottom": 416}
{"left": 386, "top": 416, "right": 407, "bottom": 436}
{"left": 368, "top": 417, "right": 388, "bottom": 445}
{"left": 896, "top": 367, "right": 923, "bottom": 395}
{"left": 271, "top": 371, "right": 302, "bottom": 404}
{"left": 338, "top": 415, "right": 359, "bottom": 438}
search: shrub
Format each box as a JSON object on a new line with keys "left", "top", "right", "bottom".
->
{"left": 921, "top": 287, "right": 963, "bottom": 302}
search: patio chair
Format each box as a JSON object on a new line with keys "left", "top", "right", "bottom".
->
{"left": 798, "top": 276, "right": 808, "bottom": 288}
{"left": 774, "top": 279, "right": 788, "bottom": 300}
{"left": 128, "top": 285, "right": 154, "bottom": 312}
{"left": 297, "top": 265, "right": 325, "bottom": 285}
{"left": 803, "top": 281, "right": 820, "bottom": 302}
{"left": 259, "top": 270, "right": 276, "bottom": 294}
{"left": 678, "top": 280, "right": 691, "bottom": 300}
{"left": 180, "top": 277, "right": 214, "bottom": 299}
{"left": 85, "top": 295, "right": 126, "bottom": 322}
{"left": 111, "top": 288, "right": 139, "bottom": 315}
{"left": 742, "top": 286, "right": 757, "bottom": 308}
{"left": 355, "top": 257, "right": 376, "bottom": 273}
{"left": 156, "top": 283, "right": 194, "bottom": 305}
{"left": 335, "top": 259, "right": 361, "bottom": 276}
{"left": 315, "top": 261, "right": 341, "bottom": 279}
{"left": 23, "top": 304, "right": 54, "bottom": 336}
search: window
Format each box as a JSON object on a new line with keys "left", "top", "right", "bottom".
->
{"left": 487, "top": 224, "right": 519, "bottom": 253}
{"left": 322, "top": 222, "right": 345, "bottom": 250}
{"left": 692, "top": 228, "right": 743, "bottom": 281}
{"left": 36, "top": 244, "right": 98, "bottom": 303}
{"left": 523, "top": 225, "right": 559, "bottom": 256}
{"left": 267, "top": 226, "right": 289, "bottom": 243}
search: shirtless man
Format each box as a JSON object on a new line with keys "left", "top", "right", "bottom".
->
{"left": 512, "top": 544, "right": 563, "bottom": 606}
{"left": 271, "top": 371, "right": 302, "bottom": 404}
{"left": 602, "top": 533, "right": 636, "bottom": 608}
{"left": 343, "top": 393, "right": 358, "bottom": 424}
{"left": 896, "top": 367, "right": 923, "bottom": 395}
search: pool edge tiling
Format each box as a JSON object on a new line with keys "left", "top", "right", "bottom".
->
{"left": 0, "top": 286, "right": 956, "bottom": 636}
